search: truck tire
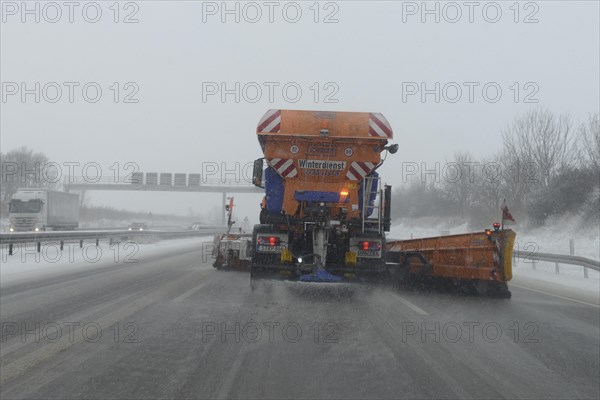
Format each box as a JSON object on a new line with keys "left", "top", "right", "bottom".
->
{"left": 213, "top": 253, "right": 224, "bottom": 270}
{"left": 250, "top": 264, "right": 269, "bottom": 291}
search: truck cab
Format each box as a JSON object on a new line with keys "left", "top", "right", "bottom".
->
{"left": 8, "top": 190, "right": 48, "bottom": 232}
{"left": 8, "top": 189, "right": 79, "bottom": 232}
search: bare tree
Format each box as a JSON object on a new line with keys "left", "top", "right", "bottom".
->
{"left": 442, "top": 152, "right": 477, "bottom": 218}
{"left": 578, "top": 113, "right": 600, "bottom": 171}
{"left": 499, "top": 109, "right": 579, "bottom": 214}
{"left": 472, "top": 155, "right": 503, "bottom": 213}
{"left": 502, "top": 109, "right": 577, "bottom": 189}
{"left": 496, "top": 151, "right": 535, "bottom": 213}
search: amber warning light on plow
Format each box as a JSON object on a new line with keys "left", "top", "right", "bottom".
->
{"left": 340, "top": 190, "right": 349, "bottom": 202}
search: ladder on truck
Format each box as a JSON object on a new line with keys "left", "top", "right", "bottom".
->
{"left": 361, "top": 176, "right": 383, "bottom": 234}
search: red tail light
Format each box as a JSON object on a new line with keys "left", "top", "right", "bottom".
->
{"left": 359, "top": 241, "right": 382, "bottom": 251}
{"left": 258, "top": 236, "right": 280, "bottom": 246}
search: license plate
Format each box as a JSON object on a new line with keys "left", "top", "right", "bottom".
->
{"left": 256, "top": 244, "right": 287, "bottom": 253}
{"left": 357, "top": 249, "right": 381, "bottom": 258}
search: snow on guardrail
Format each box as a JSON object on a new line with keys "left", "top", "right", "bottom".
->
{"left": 0, "top": 228, "right": 224, "bottom": 255}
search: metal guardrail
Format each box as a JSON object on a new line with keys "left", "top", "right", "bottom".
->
{"left": 0, "top": 228, "right": 223, "bottom": 255}
{"left": 515, "top": 250, "right": 600, "bottom": 278}
{"left": 516, "top": 251, "right": 600, "bottom": 270}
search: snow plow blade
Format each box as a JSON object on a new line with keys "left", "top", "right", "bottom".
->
{"left": 386, "top": 229, "right": 516, "bottom": 295}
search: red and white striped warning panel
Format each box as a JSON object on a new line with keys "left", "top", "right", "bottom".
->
{"left": 257, "top": 109, "right": 281, "bottom": 133}
{"left": 346, "top": 161, "right": 376, "bottom": 181}
{"left": 368, "top": 113, "right": 393, "bottom": 138}
{"left": 269, "top": 158, "right": 298, "bottom": 178}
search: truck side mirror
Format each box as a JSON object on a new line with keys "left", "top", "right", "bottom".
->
{"left": 384, "top": 144, "right": 399, "bottom": 154}
{"left": 253, "top": 158, "right": 264, "bottom": 188}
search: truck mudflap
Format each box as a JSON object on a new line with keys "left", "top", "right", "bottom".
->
{"left": 386, "top": 229, "right": 517, "bottom": 285}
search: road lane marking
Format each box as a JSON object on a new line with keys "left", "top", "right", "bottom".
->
{"left": 171, "top": 266, "right": 215, "bottom": 302}
{"left": 396, "top": 295, "right": 429, "bottom": 315}
{"left": 173, "top": 282, "right": 207, "bottom": 302}
{"left": 216, "top": 348, "right": 246, "bottom": 399}
{"left": 0, "top": 270, "right": 199, "bottom": 385}
{"left": 0, "top": 297, "right": 152, "bottom": 385}
{"left": 511, "top": 283, "right": 600, "bottom": 308}
{"left": 1, "top": 288, "right": 143, "bottom": 358}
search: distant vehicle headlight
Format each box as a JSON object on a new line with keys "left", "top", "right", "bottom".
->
{"left": 34, "top": 227, "right": 39, "bottom": 232}
{"left": 9, "top": 227, "right": 14, "bottom": 232}
{"left": 139, "top": 228, "right": 143, "bottom": 231}
{"left": 128, "top": 228, "right": 132, "bottom": 231}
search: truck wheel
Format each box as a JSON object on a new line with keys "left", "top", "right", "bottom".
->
{"left": 213, "top": 254, "right": 224, "bottom": 270}
{"left": 250, "top": 276, "right": 259, "bottom": 292}
{"left": 250, "top": 267, "right": 263, "bottom": 291}
{"left": 495, "top": 282, "right": 512, "bottom": 299}
{"left": 477, "top": 281, "right": 511, "bottom": 298}
{"left": 250, "top": 265, "right": 264, "bottom": 279}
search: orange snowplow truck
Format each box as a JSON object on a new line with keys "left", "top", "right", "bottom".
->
{"left": 250, "top": 109, "right": 516, "bottom": 297}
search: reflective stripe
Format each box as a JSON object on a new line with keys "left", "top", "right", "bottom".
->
{"left": 268, "top": 158, "right": 298, "bottom": 178}
{"left": 346, "top": 161, "right": 375, "bottom": 181}
{"left": 368, "top": 113, "right": 393, "bottom": 138}
{"left": 258, "top": 109, "right": 281, "bottom": 133}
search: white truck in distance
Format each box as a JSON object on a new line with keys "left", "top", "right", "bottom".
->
{"left": 8, "top": 189, "right": 79, "bottom": 232}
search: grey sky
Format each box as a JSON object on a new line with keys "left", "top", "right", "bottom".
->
{"left": 1, "top": 1, "right": 599, "bottom": 222}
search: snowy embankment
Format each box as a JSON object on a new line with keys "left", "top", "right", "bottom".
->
{"left": 0, "top": 236, "right": 214, "bottom": 285}
{"left": 389, "top": 216, "right": 600, "bottom": 293}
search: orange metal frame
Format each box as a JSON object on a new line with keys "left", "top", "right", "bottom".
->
{"left": 258, "top": 110, "right": 390, "bottom": 218}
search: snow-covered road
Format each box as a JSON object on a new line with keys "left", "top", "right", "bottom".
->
{"left": 1, "top": 236, "right": 598, "bottom": 399}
